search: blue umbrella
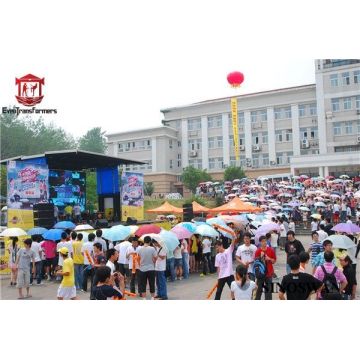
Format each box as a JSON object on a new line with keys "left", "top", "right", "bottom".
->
{"left": 159, "top": 230, "right": 179, "bottom": 252}
{"left": 174, "top": 222, "right": 197, "bottom": 233}
{"left": 102, "top": 225, "right": 131, "bottom": 242}
{"left": 27, "top": 227, "right": 48, "bottom": 236}
{"left": 43, "top": 229, "right": 63, "bottom": 241}
{"left": 54, "top": 221, "right": 76, "bottom": 230}
{"left": 194, "top": 224, "right": 219, "bottom": 237}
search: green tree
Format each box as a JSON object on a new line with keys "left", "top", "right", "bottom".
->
{"left": 78, "top": 127, "right": 107, "bottom": 154}
{"left": 0, "top": 165, "right": 7, "bottom": 198}
{"left": 144, "top": 182, "right": 154, "bottom": 196}
{"left": 0, "top": 111, "right": 74, "bottom": 159}
{"left": 181, "top": 166, "right": 212, "bottom": 193}
{"left": 85, "top": 171, "right": 97, "bottom": 209}
{"left": 224, "top": 165, "right": 246, "bottom": 181}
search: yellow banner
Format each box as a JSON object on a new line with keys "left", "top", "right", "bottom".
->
{"left": 122, "top": 205, "right": 144, "bottom": 221}
{"left": 231, "top": 97, "right": 239, "bottom": 160}
{"left": 7, "top": 209, "right": 34, "bottom": 230}
{"left": 0, "top": 237, "right": 27, "bottom": 275}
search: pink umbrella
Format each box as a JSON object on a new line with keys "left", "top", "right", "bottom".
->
{"left": 331, "top": 223, "right": 360, "bottom": 235}
{"left": 135, "top": 224, "right": 162, "bottom": 237}
{"left": 170, "top": 226, "right": 193, "bottom": 239}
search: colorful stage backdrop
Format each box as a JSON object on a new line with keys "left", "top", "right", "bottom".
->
{"left": 121, "top": 172, "right": 144, "bottom": 220}
{"left": 7, "top": 161, "right": 49, "bottom": 229}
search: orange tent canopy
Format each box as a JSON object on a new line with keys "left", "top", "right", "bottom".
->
{"left": 208, "top": 197, "right": 261, "bottom": 213}
{"left": 192, "top": 201, "right": 210, "bottom": 213}
{"left": 146, "top": 201, "right": 183, "bottom": 214}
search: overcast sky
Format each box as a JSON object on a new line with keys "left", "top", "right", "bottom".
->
{"left": 0, "top": 0, "right": 357, "bottom": 138}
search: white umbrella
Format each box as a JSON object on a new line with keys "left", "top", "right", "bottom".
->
{"left": 299, "top": 206, "right": 310, "bottom": 211}
{"left": 354, "top": 191, "right": 360, "bottom": 199}
{"left": 339, "top": 175, "right": 350, "bottom": 179}
{"left": 74, "top": 224, "right": 94, "bottom": 231}
{"left": 325, "top": 235, "right": 356, "bottom": 249}
{"left": 314, "top": 202, "right": 326, "bottom": 207}
{"left": 0, "top": 227, "right": 27, "bottom": 237}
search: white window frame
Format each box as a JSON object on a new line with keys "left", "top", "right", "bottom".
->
{"left": 330, "top": 74, "right": 338, "bottom": 87}
{"left": 309, "top": 103, "right": 317, "bottom": 116}
{"left": 354, "top": 70, "right": 360, "bottom": 84}
{"left": 260, "top": 109, "right": 267, "bottom": 122}
{"left": 284, "top": 107, "right": 292, "bottom": 119}
{"left": 285, "top": 129, "right": 293, "bottom": 142}
{"left": 298, "top": 105, "right": 306, "bottom": 117}
{"left": 275, "top": 130, "right": 283, "bottom": 142}
{"left": 262, "top": 132, "right": 268, "bottom": 144}
{"left": 333, "top": 122, "right": 341, "bottom": 136}
{"left": 342, "top": 72, "right": 350, "bottom": 85}
{"left": 274, "top": 108, "right": 281, "bottom": 120}
{"left": 331, "top": 98, "right": 340, "bottom": 112}
{"left": 343, "top": 97, "right": 352, "bottom": 110}
{"left": 345, "top": 121, "right": 353, "bottom": 135}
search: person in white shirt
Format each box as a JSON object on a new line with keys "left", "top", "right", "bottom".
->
{"left": 57, "top": 232, "right": 73, "bottom": 267}
{"left": 317, "top": 224, "right": 328, "bottom": 243}
{"left": 173, "top": 244, "right": 183, "bottom": 280}
{"left": 346, "top": 215, "right": 352, "bottom": 224}
{"left": 235, "top": 232, "right": 257, "bottom": 280}
{"left": 30, "top": 237, "right": 43, "bottom": 285}
{"left": 279, "top": 220, "right": 287, "bottom": 250}
{"left": 153, "top": 240, "right": 168, "bottom": 300}
{"left": 311, "top": 219, "right": 319, "bottom": 232}
{"left": 231, "top": 264, "right": 257, "bottom": 300}
{"left": 288, "top": 219, "right": 296, "bottom": 234}
{"left": 126, "top": 238, "right": 140, "bottom": 294}
{"left": 81, "top": 233, "right": 96, "bottom": 292}
{"left": 94, "top": 229, "right": 107, "bottom": 252}
{"left": 115, "top": 238, "right": 132, "bottom": 277}
{"left": 106, "top": 248, "right": 118, "bottom": 275}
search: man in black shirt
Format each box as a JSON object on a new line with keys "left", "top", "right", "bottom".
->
{"left": 339, "top": 255, "right": 357, "bottom": 300}
{"left": 284, "top": 231, "right": 305, "bottom": 273}
{"left": 324, "top": 218, "right": 334, "bottom": 236}
{"left": 279, "top": 254, "right": 323, "bottom": 300}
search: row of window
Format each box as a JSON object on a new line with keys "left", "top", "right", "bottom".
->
{"left": 118, "top": 140, "right": 151, "bottom": 152}
{"left": 190, "top": 104, "right": 311, "bottom": 131}
{"left": 298, "top": 103, "right": 317, "bottom": 117}
{"left": 330, "top": 71, "right": 360, "bottom": 87}
{"left": 331, "top": 96, "right": 360, "bottom": 112}
{"left": 275, "top": 129, "right": 293, "bottom": 143}
{"left": 300, "top": 126, "right": 318, "bottom": 140}
{"left": 124, "top": 160, "right": 152, "bottom": 172}
{"left": 276, "top": 151, "right": 293, "bottom": 166}
{"left": 333, "top": 120, "right": 360, "bottom": 136}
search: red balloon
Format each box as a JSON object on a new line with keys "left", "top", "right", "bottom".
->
{"left": 227, "top": 71, "right": 244, "bottom": 87}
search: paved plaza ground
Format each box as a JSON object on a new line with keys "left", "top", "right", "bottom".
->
{"left": 1, "top": 235, "right": 359, "bottom": 300}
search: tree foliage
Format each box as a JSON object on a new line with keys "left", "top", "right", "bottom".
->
{"left": 181, "top": 166, "right": 212, "bottom": 193}
{"left": 0, "top": 111, "right": 74, "bottom": 160}
{"left": 78, "top": 127, "right": 107, "bottom": 154}
{"left": 224, "top": 166, "right": 246, "bottom": 181}
{"left": 144, "top": 182, "right": 154, "bottom": 196}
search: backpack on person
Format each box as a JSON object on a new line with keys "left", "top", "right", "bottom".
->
{"left": 253, "top": 258, "right": 266, "bottom": 280}
{"left": 320, "top": 265, "right": 342, "bottom": 300}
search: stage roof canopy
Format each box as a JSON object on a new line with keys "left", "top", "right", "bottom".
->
{"left": 0, "top": 149, "right": 144, "bottom": 171}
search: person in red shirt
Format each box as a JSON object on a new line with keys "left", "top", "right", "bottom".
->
{"left": 254, "top": 235, "right": 276, "bottom": 300}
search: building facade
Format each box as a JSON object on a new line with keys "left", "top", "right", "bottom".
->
{"left": 106, "top": 60, "right": 360, "bottom": 195}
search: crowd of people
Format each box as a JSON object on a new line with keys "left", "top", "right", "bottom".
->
{"left": 4, "top": 174, "right": 360, "bottom": 301}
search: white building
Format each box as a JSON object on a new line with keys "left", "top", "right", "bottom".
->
{"left": 107, "top": 59, "right": 360, "bottom": 195}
